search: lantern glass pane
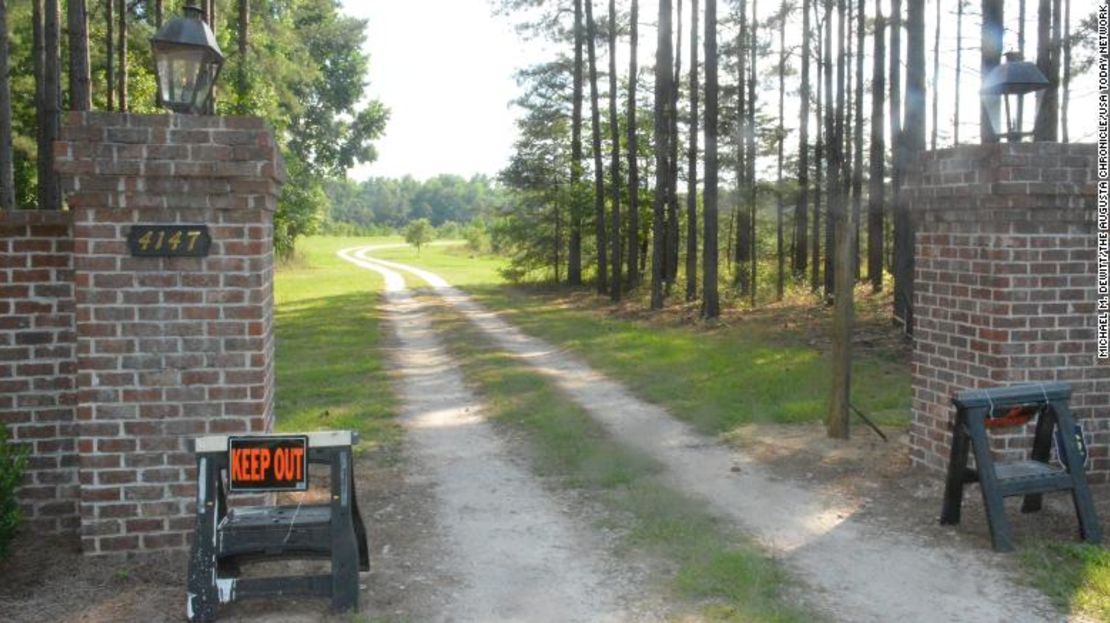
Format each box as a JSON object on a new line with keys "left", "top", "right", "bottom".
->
{"left": 155, "top": 45, "right": 206, "bottom": 110}
{"left": 980, "top": 93, "right": 1003, "bottom": 135}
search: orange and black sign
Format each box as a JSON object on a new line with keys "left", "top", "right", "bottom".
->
{"left": 228, "top": 435, "right": 308, "bottom": 492}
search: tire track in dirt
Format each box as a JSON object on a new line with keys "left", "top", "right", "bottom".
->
{"left": 337, "top": 247, "right": 632, "bottom": 622}
{"left": 352, "top": 248, "right": 1064, "bottom": 623}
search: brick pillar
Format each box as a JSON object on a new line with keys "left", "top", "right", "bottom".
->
{"left": 905, "top": 143, "right": 1109, "bottom": 482}
{"left": 54, "top": 112, "right": 285, "bottom": 554}
{"left": 0, "top": 210, "right": 78, "bottom": 534}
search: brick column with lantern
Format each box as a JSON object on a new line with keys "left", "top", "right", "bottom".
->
{"left": 905, "top": 143, "right": 1108, "bottom": 481}
{"left": 53, "top": 110, "right": 284, "bottom": 554}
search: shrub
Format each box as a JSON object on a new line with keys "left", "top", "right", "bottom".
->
{"left": 0, "top": 425, "right": 27, "bottom": 558}
{"left": 404, "top": 218, "right": 435, "bottom": 255}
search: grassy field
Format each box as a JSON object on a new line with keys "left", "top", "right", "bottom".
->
{"left": 369, "top": 239, "right": 911, "bottom": 433}
{"left": 273, "top": 236, "right": 399, "bottom": 451}
{"left": 425, "top": 295, "right": 812, "bottom": 622}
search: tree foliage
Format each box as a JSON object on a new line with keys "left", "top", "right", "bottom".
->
{"left": 403, "top": 217, "right": 434, "bottom": 255}
{"left": 3, "top": 0, "right": 387, "bottom": 256}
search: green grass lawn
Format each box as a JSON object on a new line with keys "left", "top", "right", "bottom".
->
{"left": 357, "top": 238, "right": 910, "bottom": 433}
{"left": 273, "top": 236, "right": 399, "bottom": 451}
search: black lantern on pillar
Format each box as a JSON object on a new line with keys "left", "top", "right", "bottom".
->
{"left": 150, "top": 1, "right": 223, "bottom": 114}
{"left": 980, "top": 52, "right": 1050, "bottom": 143}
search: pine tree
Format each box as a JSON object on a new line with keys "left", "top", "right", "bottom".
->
{"left": 570, "top": 0, "right": 585, "bottom": 285}
{"left": 733, "top": 0, "right": 751, "bottom": 293}
{"left": 895, "top": 0, "right": 925, "bottom": 333}
{"left": 585, "top": 0, "right": 608, "bottom": 294}
{"left": 118, "top": 0, "right": 127, "bottom": 112}
{"left": 68, "top": 0, "right": 91, "bottom": 110}
{"left": 0, "top": 0, "right": 13, "bottom": 210}
{"left": 775, "top": 3, "right": 788, "bottom": 300}
{"left": 851, "top": 0, "right": 864, "bottom": 280}
{"left": 793, "top": 0, "right": 812, "bottom": 280}
{"left": 627, "top": 0, "right": 640, "bottom": 286}
{"left": 666, "top": 0, "right": 683, "bottom": 287}
{"left": 686, "top": 0, "right": 700, "bottom": 302}
{"left": 702, "top": 0, "right": 719, "bottom": 318}
{"left": 607, "top": 0, "right": 622, "bottom": 300}
{"left": 652, "top": 0, "right": 673, "bottom": 309}
{"left": 868, "top": 0, "right": 885, "bottom": 292}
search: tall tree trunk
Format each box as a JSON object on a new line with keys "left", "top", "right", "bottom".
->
{"left": 585, "top": 0, "right": 608, "bottom": 294}
{"left": 627, "top": 0, "right": 640, "bottom": 287}
{"left": 793, "top": 0, "right": 812, "bottom": 280}
{"left": 827, "top": 0, "right": 854, "bottom": 439}
{"left": 852, "top": 0, "right": 864, "bottom": 281}
{"left": 666, "top": 0, "right": 682, "bottom": 286}
{"left": 747, "top": 0, "right": 758, "bottom": 306}
{"left": 0, "top": 0, "right": 14, "bottom": 210}
{"left": 37, "top": 0, "right": 61, "bottom": 210}
{"left": 117, "top": 0, "right": 127, "bottom": 112}
{"left": 686, "top": 0, "right": 700, "bottom": 302}
{"left": 775, "top": 5, "right": 786, "bottom": 299}
{"left": 67, "top": 0, "right": 91, "bottom": 110}
{"left": 238, "top": 0, "right": 249, "bottom": 113}
{"left": 570, "top": 0, "right": 585, "bottom": 285}
{"left": 930, "top": 0, "right": 940, "bottom": 149}
{"left": 702, "top": 0, "right": 719, "bottom": 318}
{"left": 1033, "top": 0, "right": 1061, "bottom": 141}
{"left": 155, "top": 0, "right": 162, "bottom": 26}
{"left": 652, "top": 0, "right": 673, "bottom": 309}
{"left": 823, "top": 0, "right": 835, "bottom": 300}
{"left": 954, "top": 0, "right": 963, "bottom": 145}
{"left": 608, "top": 0, "right": 622, "bottom": 301}
{"left": 868, "top": 1, "right": 885, "bottom": 292}
{"left": 1061, "top": 0, "right": 1070, "bottom": 142}
{"left": 106, "top": 0, "right": 113, "bottom": 111}
{"left": 811, "top": 0, "right": 823, "bottom": 293}
{"left": 895, "top": 0, "right": 925, "bottom": 334}
{"left": 734, "top": 0, "right": 750, "bottom": 293}
{"left": 980, "top": 0, "right": 1003, "bottom": 143}
{"left": 889, "top": 0, "right": 902, "bottom": 163}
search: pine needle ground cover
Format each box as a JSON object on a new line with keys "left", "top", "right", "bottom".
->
{"left": 273, "top": 236, "right": 400, "bottom": 451}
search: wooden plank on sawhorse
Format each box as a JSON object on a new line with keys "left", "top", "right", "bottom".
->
{"left": 186, "top": 430, "right": 369, "bottom": 622}
{"left": 939, "top": 382, "right": 1102, "bottom": 552}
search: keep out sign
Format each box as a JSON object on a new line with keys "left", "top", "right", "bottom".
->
{"left": 229, "top": 435, "right": 308, "bottom": 492}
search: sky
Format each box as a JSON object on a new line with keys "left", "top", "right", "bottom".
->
{"left": 342, "top": 0, "right": 1104, "bottom": 183}
{"left": 342, "top": 0, "right": 547, "bottom": 181}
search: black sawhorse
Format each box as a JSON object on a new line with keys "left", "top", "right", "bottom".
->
{"left": 940, "top": 382, "right": 1101, "bottom": 552}
{"left": 187, "top": 431, "right": 369, "bottom": 621}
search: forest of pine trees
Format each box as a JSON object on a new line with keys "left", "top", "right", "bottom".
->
{"left": 0, "top": 0, "right": 388, "bottom": 255}
{"left": 495, "top": 0, "right": 1098, "bottom": 321}
{"left": 492, "top": 0, "right": 1099, "bottom": 435}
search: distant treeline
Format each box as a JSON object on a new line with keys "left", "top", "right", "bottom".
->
{"left": 323, "top": 174, "right": 506, "bottom": 232}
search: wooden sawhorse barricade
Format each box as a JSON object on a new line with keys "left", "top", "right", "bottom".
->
{"left": 187, "top": 431, "right": 369, "bottom": 621}
{"left": 940, "top": 382, "right": 1102, "bottom": 552}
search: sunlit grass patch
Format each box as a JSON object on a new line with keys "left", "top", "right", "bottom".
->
{"left": 273, "top": 236, "right": 400, "bottom": 452}
{"left": 1022, "top": 542, "right": 1110, "bottom": 622}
